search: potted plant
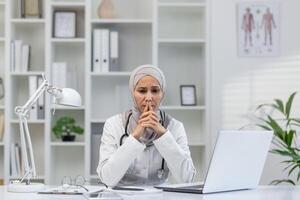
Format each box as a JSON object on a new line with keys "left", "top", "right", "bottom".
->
{"left": 52, "top": 116, "right": 84, "bottom": 142}
{"left": 253, "top": 92, "right": 300, "bottom": 185}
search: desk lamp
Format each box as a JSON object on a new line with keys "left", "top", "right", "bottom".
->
{"left": 7, "top": 74, "right": 81, "bottom": 193}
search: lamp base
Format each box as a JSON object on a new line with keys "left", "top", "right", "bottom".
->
{"left": 7, "top": 181, "right": 45, "bottom": 193}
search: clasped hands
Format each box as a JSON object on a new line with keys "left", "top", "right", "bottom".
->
{"left": 132, "top": 102, "right": 167, "bottom": 142}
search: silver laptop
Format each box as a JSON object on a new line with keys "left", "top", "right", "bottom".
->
{"left": 155, "top": 130, "right": 273, "bottom": 194}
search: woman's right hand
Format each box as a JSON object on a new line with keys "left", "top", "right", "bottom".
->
{"left": 132, "top": 103, "right": 149, "bottom": 140}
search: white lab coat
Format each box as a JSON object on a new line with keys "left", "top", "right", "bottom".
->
{"left": 97, "top": 114, "right": 196, "bottom": 187}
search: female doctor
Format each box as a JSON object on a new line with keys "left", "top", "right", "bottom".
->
{"left": 97, "top": 65, "right": 196, "bottom": 187}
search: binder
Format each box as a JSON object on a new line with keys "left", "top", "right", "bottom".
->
{"left": 110, "top": 31, "right": 120, "bottom": 71}
{"left": 37, "top": 76, "right": 45, "bottom": 119}
{"left": 93, "top": 29, "right": 102, "bottom": 73}
{"left": 28, "top": 76, "right": 38, "bottom": 120}
{"left": 101, "top": 29, "right": 109, "bottom": 72}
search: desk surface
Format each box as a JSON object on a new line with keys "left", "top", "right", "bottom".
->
{"left": 1, "top": 186, "right": 300, "bottom": 200}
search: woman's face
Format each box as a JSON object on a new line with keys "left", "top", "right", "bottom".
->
{"left": 133, "top": 76, "right": 163, "bottom": 112}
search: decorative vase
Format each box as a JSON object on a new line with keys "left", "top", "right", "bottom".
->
{"left": 97, "top": 0, "right": 116, "bottom": 18}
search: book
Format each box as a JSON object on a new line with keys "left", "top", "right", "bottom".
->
{"left": 52, "top": 62, "right": 67, "bottom": 88}
{"left": 21, "top": 44, "right": 30, "bottom": 72}
{"left": 14, "top": 40, "right": 23, "bottom": 72}
{"left": 10, "top": 41, "right": 15, "bottom": 72}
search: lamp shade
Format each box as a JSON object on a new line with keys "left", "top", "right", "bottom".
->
{"left": 54, "top": 88, "right": 82, "bottom": 107}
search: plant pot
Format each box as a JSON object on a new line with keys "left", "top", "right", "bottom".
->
{"left": 62, "top": 135, "right": 76, "bottom": 142}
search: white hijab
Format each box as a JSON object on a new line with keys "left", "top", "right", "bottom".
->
{"left": 125, "top": 65, "right": 166, "bottom": 145}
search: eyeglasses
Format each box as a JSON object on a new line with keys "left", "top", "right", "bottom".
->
{"left": 61, "top": 175, "right": 89, "bottom": 192}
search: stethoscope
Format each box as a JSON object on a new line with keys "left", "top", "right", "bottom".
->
{"left": 120, "top": 110, "right": 166, "bottom": 179}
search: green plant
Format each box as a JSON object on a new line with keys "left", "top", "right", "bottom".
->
{"left": 254, "top": 92, "right": 300, "bottom": 185}
{"left": 52, "top": 116, "right": 84, "bottom": 139}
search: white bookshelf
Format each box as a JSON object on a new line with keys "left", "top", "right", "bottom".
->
{"left": 1, "top": 0, "right": 211, "bottom": 185}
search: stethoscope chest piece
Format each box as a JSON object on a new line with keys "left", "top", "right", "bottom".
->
{"left": 157, "top": 169, "right": 165, "bottom": 179}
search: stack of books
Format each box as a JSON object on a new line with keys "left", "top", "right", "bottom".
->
{"left": 10, "top": 40, "right": 30, "bottom": 72}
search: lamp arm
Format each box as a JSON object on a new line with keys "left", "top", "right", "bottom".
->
{"left": 14, "top": 77, "right": 50, "bottom": 184}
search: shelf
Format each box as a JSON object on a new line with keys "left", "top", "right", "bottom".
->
{"left": 51, "top": 38, "right": 86, "bottom": 43}
{"left": 0, "top": 105, "right": 4, "bottom": 109}
{"left": 51, "top": 105, "right": 85, "bottom": 110}
{"left": 51, "top": 142, "right": 85, "bottom": 147}
{"left": 158, "top": 2, "right": 206, "bottom": 7}
{"left": 51, "top": 2, "right": 85, "bottom": 7}
{"left": 158, "top": 38, "right": 206, "bottom": 44}
{"left": 10, "top": 119, "right": 45, "bottom": 124}
{"left": 91, "top": 72, "right": 131, "bottom": 77}
{"left": 91, "top": 19, "right": 153, "bottom": 24}
{"left": 0, "top": 142, "right": 4, "bottom": 146}
{"left": 0, "top": 37, "right": 4, "bottom": 42}
{"left": 10, "top": 71, "right": 44, "bottom": 76}
{"left": 160, "top": 105, "right": 205, "bottom": 111}
{"left": 10, "top": 18, "right": 45, "bottom": 24}
{"left": 0, "top": 2, "right": 5, "bottom": 6}
{"left": 91, "top": 119, "right": 106, "bottom": 123}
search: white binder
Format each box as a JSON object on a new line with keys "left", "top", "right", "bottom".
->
{"left": 93, "top": 29, "right": 102, "bottom": 73}
{"left": 37, "top": 76, "right": 45, "bottom": 119}
{"left": 28, "top": 76, "right": 38, "bottom": 120}
{"left": 110, "top": 31, "right": 120, "bottom": 71}
{"left": 101, "top": 29, "right": 109, "bottom": 72}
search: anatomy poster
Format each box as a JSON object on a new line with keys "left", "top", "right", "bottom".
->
{"left": 238, "top": 2, "right": 280, "bottom": 56}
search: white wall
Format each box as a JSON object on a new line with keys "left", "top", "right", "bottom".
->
{"left": 210, "top": 0, "right": 300, "bottom": 184}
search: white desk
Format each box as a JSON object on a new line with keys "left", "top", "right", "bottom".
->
{"left": 1, "top": 186, "right": 300, "bottom": 200}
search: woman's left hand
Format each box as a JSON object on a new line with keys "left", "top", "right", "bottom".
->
{"left": 138, "top": 102, "right": 167, "bottom": 138}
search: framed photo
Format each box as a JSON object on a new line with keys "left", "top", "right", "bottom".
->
{"left": 237, "top": 1, "right": 280, "bottom": 57}
{"left": 21, "top": 0, "right": 43, "bottom": 18}
{"left": 180, "top": 85, "right": 197, "bottom": 106}
{"left": 53, "top": 11, "right": 77, "bottom": 38}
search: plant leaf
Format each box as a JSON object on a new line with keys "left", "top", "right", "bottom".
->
{"left": 270, "top": 179, "right": 295, "bottom": 185}
{"left": 274, "top": 99, "right": 285, "bottom": 114}
{"left": 285, "top": 92, "right": 297, "bottom": 118}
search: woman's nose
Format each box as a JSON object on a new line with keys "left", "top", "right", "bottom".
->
{"left": 146, "top": 92, "right": 152, "bottom": 101}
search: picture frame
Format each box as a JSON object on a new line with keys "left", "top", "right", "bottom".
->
{"left": 53, "top": 11, "right": 77, "bottom": 38}
{"left": 180, "top": 85, "right": 197, "bottom": 106}
{"left": 21, "top": 0, "right": 43, "bottom": 18}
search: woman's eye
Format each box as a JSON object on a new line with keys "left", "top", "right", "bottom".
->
{"left": 152, "top": 89, "right": 159, "bottom": 93}
{"left": 138, "top": 90, "right": 146, "bottom": 93}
